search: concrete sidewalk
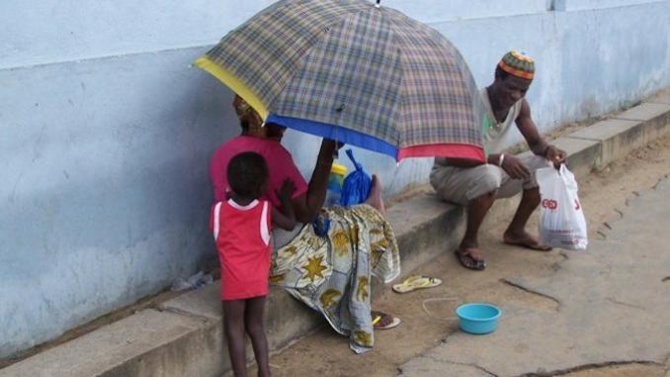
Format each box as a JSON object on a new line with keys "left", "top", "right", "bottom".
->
{"left": 399, "top": 160, "right": 670, "bottom": 377}
{"left": 2, "top": 89, "right": 669, "bottom": 377}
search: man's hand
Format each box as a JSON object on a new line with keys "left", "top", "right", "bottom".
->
{"left": 545, "top": 145, "right": 567, "bottom": 168}
{"left": 501, "top": 154, "right": 531, "bottom": 180}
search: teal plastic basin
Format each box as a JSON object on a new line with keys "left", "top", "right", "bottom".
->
{"left": 455, "top": 303, "right": 501, "bottom": 335}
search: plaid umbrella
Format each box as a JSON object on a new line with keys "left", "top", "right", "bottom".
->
{"left": 195, "top": 0, "right": 486, "bottom": 162}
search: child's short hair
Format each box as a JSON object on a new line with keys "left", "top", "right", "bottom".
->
{"left": 227, "top": 152, "right": 268, "bottom": 198}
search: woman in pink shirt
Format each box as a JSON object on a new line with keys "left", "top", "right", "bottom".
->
{"left": 210, "top": 96, "right": 401, "bottom": 355}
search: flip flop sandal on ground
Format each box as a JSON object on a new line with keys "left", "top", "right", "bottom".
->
{"left": 455, "top": 249, "right": 486, "bottom": 271}
{"left": 371, "top": 311, "right": 401, "bottom": 330}
{"left": 392, "top": 275, "right": 443, "bottom": 293}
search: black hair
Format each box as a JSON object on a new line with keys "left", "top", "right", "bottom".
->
{"left": 227, "top": 152, "right": 268, "bottom": 199}
{"left": 238, "top": 118, "right": 250, "bottom": 133}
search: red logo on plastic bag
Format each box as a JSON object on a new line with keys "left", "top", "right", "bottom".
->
{"left": 542, "top": 199, "right": 558, "bottom": 210}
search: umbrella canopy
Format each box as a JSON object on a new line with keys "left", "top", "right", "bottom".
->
{"left": 195, "top": 0, "right": 486, "bottom": 162}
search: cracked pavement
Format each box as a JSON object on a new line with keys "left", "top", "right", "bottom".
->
{"left": 398, "top": 177, "right": 670, "bottom": 377}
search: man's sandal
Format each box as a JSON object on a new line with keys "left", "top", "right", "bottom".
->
{"left": 392, "top": 275, "right": 443, "bottom": 293}
{"left": 454, "top": 249, "right": 486, "bottom": 271}
{"left": 371, "top": 310, "right": 401, "bottom": 330}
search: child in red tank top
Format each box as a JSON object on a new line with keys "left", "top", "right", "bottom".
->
{"left": 210, "top": 152, "right": 296, "bottom": 377}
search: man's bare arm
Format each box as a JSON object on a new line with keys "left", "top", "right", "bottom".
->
{"left": 516, "top": 99, "right": 566, "bottom": 166}
{"left": 516, "top": 99, "right": 549, "bottom": 155}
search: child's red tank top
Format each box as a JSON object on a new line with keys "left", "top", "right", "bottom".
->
{"left": 210, "top": 199, "right": 271, "bottom": 300}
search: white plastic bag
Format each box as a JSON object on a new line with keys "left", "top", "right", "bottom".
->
{"left": 536, "top": 164, "right": 588, "bottom": 251}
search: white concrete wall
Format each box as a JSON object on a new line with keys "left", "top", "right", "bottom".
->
{"left": 553, "top": 0, "right": 664, "bottom": 11}
{"left": 1, "top": 0, "right": 669, "bottom": 358}
{"left": 0, "top": 0, "right": 249, "bottom": 357}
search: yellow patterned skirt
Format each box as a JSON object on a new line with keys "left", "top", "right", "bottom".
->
{"left": 270, "top": 204, "right": 400, "bottom": 354}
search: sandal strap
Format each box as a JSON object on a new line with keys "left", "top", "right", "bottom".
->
{"left": 371, "top": 311, "right": 393, "bottom": 327}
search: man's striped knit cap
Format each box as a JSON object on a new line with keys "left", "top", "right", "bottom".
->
{"left": 498, "top": 51, "right": 535, "bottom": 80}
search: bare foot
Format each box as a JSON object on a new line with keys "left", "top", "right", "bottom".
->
{"left": 364, "top": 174, "right": 386, "bottom": 215}
{"left": 503, "top": 231, "right": 552, "bottom": 251}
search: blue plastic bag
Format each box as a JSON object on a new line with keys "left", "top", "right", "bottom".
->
{"left": 311, "top": 210, "right": 331, "bottom": 237}
{"left": 339, "top": 149, "right": 372, "bottom": 206}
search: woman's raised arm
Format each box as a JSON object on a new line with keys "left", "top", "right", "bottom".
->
{"left": 292, "top": 139, "right": 338, "bottom": 223}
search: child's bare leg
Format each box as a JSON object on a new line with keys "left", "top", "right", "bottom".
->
{"left": 222, "top": 300, "right": 248, "bottom": 377}
{"left": 245, "top": 296, "right": 271, "bottom": 377}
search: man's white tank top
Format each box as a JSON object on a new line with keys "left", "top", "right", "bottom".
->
{"left": 481, "top": 88, "right": 523, "bottom": 154}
